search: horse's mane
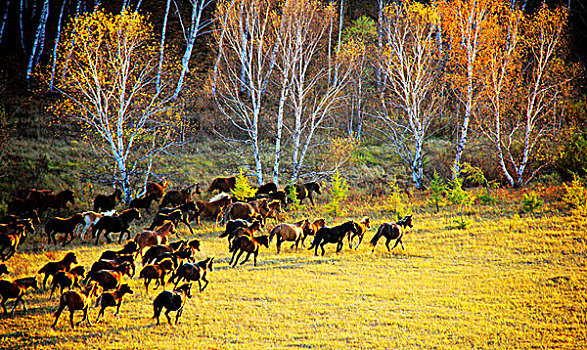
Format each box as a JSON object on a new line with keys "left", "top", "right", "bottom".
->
{"left": 209, "top": 192, "right": 230, "bottom": 202}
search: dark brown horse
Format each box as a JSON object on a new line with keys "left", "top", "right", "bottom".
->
{"left": 129, "top": 193, "right": 158, "bottom": 213}
{"left": 285, "top": 182, "right": 321, "bottom": 206}
{"left": 370, "top": 215, "right": 413, "bottom": 252}
{"left": 308, "top": 220, "right": 359, "bottom": 256}
{"left": 38, "top": 252, "right": 78, "bottom": 289}
{"left": 168, "top": 257, "right": 214, "bottom": 291}
{"left": 95, "top": 283, "right": 134, "bottom": 322}
{"left": 208, "top": 176, "right": 236, "bottom": 193}
{"left": 94, "top": 189, "right": 122, "bottom": 212}
{"left": 160, "top": 184, "right": 200, "bottom": 208}
{"left": 37, "top": 190, "right": 76, "bottom": 214}
{"left": 45, "top": 213, "right": 85, "bottom": 246}
{"left": 255, "top": 182, "right": 278, "bottom": 195}
{"left": 229, "top": 235, "right": 270, "bottom": 267}
{"left": 195, "top": 193, "right": 233, "bottom": 224}
{"left": 152, "top": 283, "right": 192, "bottom": 325}
{"left": 92, "top": 209, "right": 142, "bottom": 244}
{"left": 0, "top": 277, "right": 39, "bottom": 315}
{"left": 146, "top": 179, "right": 169, "bottom": 201}
{"left": 0, "top": 220, "right": 33, "bottom": 260}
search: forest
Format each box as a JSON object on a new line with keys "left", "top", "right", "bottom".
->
{"left": 0, "top": 0, "right": 586, "bottom": 349}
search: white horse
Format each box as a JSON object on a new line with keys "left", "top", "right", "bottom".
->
{"left": 76, "top": 210, "right": 116, "bottom": 240}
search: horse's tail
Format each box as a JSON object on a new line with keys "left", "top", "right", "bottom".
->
{"left": 369, "top": 226, "right": 384, "bottom": 247}
{"left": 95, "top": 294, "right": 103, "bottom": 308}
{"left": 268, "top": 225, "right": 280, "bottom": 243}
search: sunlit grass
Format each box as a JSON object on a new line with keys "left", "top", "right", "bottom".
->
{"left": 0, "top": 190, "right": 586, "bottom": 349}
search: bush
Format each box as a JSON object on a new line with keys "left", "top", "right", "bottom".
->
{"left": 427, "top": 172, "right": 447, "bottom": 212}
{"left": 556, "top": 129, "right": 587, "bottom": 181}
{"left": 231, "top": 169, "right": 256, "bottom": 201}
{"left": 325, "top": 171, "right": 349, "bottom": 216}
{"left": 561, "top": 174, "right": 587, "bottom": 216}
{"left": 387, "top": 177, "right": 409, "bottom": 219}
{"left": 521, "top": 191, "right": 543, "bottom": 216}
{"left": 445, "top": 168, "right": 475, "bottom": 223}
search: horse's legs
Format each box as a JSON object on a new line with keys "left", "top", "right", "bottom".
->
{"left": 176, "top": 307, "right": 183, "bottom": 325}
{"left": 384, "top": 237, "right": 392, "bottom": 252}
{"left": 355, "top": 235, "right": 363, "bottom": 250}
{"left": 229, "top": 249, "right": 239, "bottom": 266}
{"left": 391, "top": 238, "right": 401, "bottom": 251}
{"left": 240, "top": 252, "right": 252, "bottom": 265}
{"left": 253, "top": 252, "right": 258, "bottom": 266}
{"left": 309, "top": 194, "right": 315, "bottom": 206}
{"left": 165, "top": 309, "right": 173, "bottom": 325}
{"left": 51, "top": 303, "right": 65, "bottom": 329}
{"left": 144, "top": 280, "right": 150, "bottom": 293}
{"left": 117, "top": 230, "right": 127, "bottom": 244}
{"left": 232, "top": 250, "right": 245, "bottom": 267}
{"left": 115, "top": 300, "right": 122, "bottom": 318}
{"left": 276, "top": 238, "right": 281, "bottom": 254}
{"left": 399, "top": 239, "right": 405, "bottom": 250}
{"left": 336, "top": 241, "right": 343, "bottom": 253}
{"left": 1, "top": 296, "right": 7, "bottom": 314}
{"left": 10, "top": 296, "right": 23, "bottom": 315}
{"left": 320, "top": 243, "right": 326, "bottom": 256}
{"left": 42, "top": 274, "right": 50, "bottom": 290}
{"left": 96, "top": 307, "right": 105, "bottom": 322}
{"left": 94, "top": 229, "right": 102, "bottom": 245}
{"left": 200, "top": 276, "right": 209, "bottom": 291}
{"left": 69, "top": 309, "right": 75, "bottom": 328}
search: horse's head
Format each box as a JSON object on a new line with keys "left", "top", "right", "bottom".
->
{"left": 61, "top": 190, "right": 76, "bottom": 204}
{"left": 360, "top": 216, "right": 371, "bottom": 228}
{"left": 73, "top": 213, "right": 86, "bottom": 225}
{"left": 308, "top": 182, "right": 321, "bottom": 195}
{"left": 16, "top": 277, "right": 39, "bottom": 290}
{"left": 188, "top": 239, "right": 201, "bottom": 252}
{"left": 124, "top": 240, "right": 139, "bottom": 253}
{"left": 403, "top": 215, "right": 413, "bottom": 228}
{"left": 256, "top": 235, "right": 270, "bottom": 248}
{"left": 64, "top": 252, "right": 78, "bottom": 265}
{"left": 177, "top": 283, "right": 192, "bottom": 298}
{"left": 119, "top": 283, "right": 134, "bottom": 295}
{"left": 194, "top": 183, "right": 201, "bottom": 195}
{"left": 0, "top": 264, "right": 8, "bottom": 275}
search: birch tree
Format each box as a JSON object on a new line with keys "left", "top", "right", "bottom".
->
{"left": 49, "top": 9, "right": 182, "bottom": 203}
{"left": 438, "top": 0, "right": 498, "bottom": 178}
{"left": 376, "top": 1, "right": 442, "bottom": 189}
{"left": 213, "top": 0, "right": 279, "bottom": 184}
{"left": 286, "top": 1, "right": 351, "bottom": 181}
{"left": 484, "top": 5, "right": 571, "bottom": 187}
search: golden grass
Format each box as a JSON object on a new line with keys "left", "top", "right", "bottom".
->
{"left": 0, "top": 192, "right": 586, "bottom": 349}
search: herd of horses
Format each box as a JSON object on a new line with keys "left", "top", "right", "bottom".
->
{"left": 0, "top": 175, "right": 414, "bottom": 327}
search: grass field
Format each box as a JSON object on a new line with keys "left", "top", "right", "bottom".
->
{"left": 0, "top": 189, "right": 586, "bottom": 349}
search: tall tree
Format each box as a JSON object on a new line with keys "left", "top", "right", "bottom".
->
{"left": 49, "top": 9, "right": 182, "bottom": 203}
{"left": 438, "top": 0, "right": 498, "bottom": 178}
{"left": 213, "top": 0, "right": 279, "bottom": 184}
{"left": 376, "top": 1, "right": 442, "bottom": 189}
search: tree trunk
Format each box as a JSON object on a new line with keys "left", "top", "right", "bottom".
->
{"left": 272, "top": 77, "right": 288, "bottom": 186}
{"left": 174, "top": 0, "right": 203, "bottom": 99}
{"left": 0, "top": 0, "right": 11, "bottom": 44}
{"left": 26, "top": 0, "right": 49, "bottom": 89}
{"left": 156, "top": 0, "right": 171, "bottom": 94}
{"left": 49, "top": 0, "right": 67, "bottom": 91}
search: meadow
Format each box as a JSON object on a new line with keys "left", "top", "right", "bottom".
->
{"left": 0, "top": 187, "right": 585, "bottom": 350}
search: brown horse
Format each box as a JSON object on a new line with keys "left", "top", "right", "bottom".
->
{"left": 285, "top": 182, "right": 322, "bottom": 206}
{"left": 168, "top": 257, "right": 214, "bottom": 291}
{"left": 129, "top": 193, "right": 158, "bottom": 213}
{"left": 348, "top": 216, "right": 371, "bottom": 250}
{"left": 45, "top": 213, "right": 86, "bottom": 246}
{"left": 195, "top": 193, "right": 233, "bottom": 224}
{"left": 139, "top": 258, "right": 175, "bottom": 293}
{"left": 370, "top": 215, "right": 413, "bottom": 253}
{"left": 222, "top": 201, "right": 263, "bottom": 225}
{"left": 95, "top": 283, "right": 134, "bottom": 322}
{"left": 0, "top": 277, "right": 39, "bottom": 315}
{"left": 38, "top": 252, "right": 78, "bottom": 289}
{"left": 7, "top": 189, "right": 53, "bottom": 214}
{"left": 255, "top": 182, "right": 277, "bottom": 196}
{"left": 146, "top": 179, "right": 169, "bottom": 201}
{"left": 308, "top": 221, "right": 360, "bottom": 256}
{"left": 52, "top": 282, "right": 102, "bottom": 329}
{"left": 134, "top": 221, "right": 176, "bottom": 257}
{"left": 269, "top": 219, "right": 312, "bottom": 253}
{"left": 229, "top": 235, "right": 270, "bottom": 267}
{"left": 160, "top": 184, "right": 200, "bottom": 208}
{"left": 207, "top": 176, "right": 236, "bottom": 193}
{"left": 0, "top": 220, "right": 33, "bottom": 260}
{"left": 94, "top": 189, "right": 122, "bottom": 212}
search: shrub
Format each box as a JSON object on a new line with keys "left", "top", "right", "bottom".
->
{"left": 561, "top": 174, "right": 587, "bottom": 216}
{"left": 445, "top": 168, "right": 475, "bottom": 223}
{"left": 427, "top": 172, "right": 447, "bottom": 213}
{"left": 325, "top": 170, "right": 349, "bottom": 216}
{"left": 462, "top": 163, "right": 499, "bottom": 205}
{"left": 387, "top": 177, "right": 409, "bottom": 218}
{"left": 556, "top": 129, "right": 587, "bottom": 181}
{"left": 521, "top": 191, "right": 543, "bottom": 216}
{"left": 231, "top": 169, "right": 256, "bottom": 201}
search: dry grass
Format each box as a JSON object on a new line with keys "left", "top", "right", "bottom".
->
{"left": 0, "top": 191, "right": 586, "bottom": 349}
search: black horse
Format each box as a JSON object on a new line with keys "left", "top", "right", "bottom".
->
{"left": 152, "top": 283, "right": 192, "bottom": 325}
{"left": 370, "top": 215, "right": 413, "bottom": 252}
{"left": 285, "top": 182, "right": 321, "bottom": 206}
{"left": 308, "top": 220, "right": 359, "bottom": 256}
{"left": 92, "top": 209, "right": 142, "bottom": 244}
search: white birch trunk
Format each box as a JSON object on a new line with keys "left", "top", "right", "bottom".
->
{"left": 156, "top": 0, "right": 171, "bottom": 94}
{"left": 26, "top": 0, "right": 49, "bottom": 88}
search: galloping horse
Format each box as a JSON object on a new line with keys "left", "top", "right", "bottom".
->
{"left": 370, "top": 215, "right": 413, "bottom": 252}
